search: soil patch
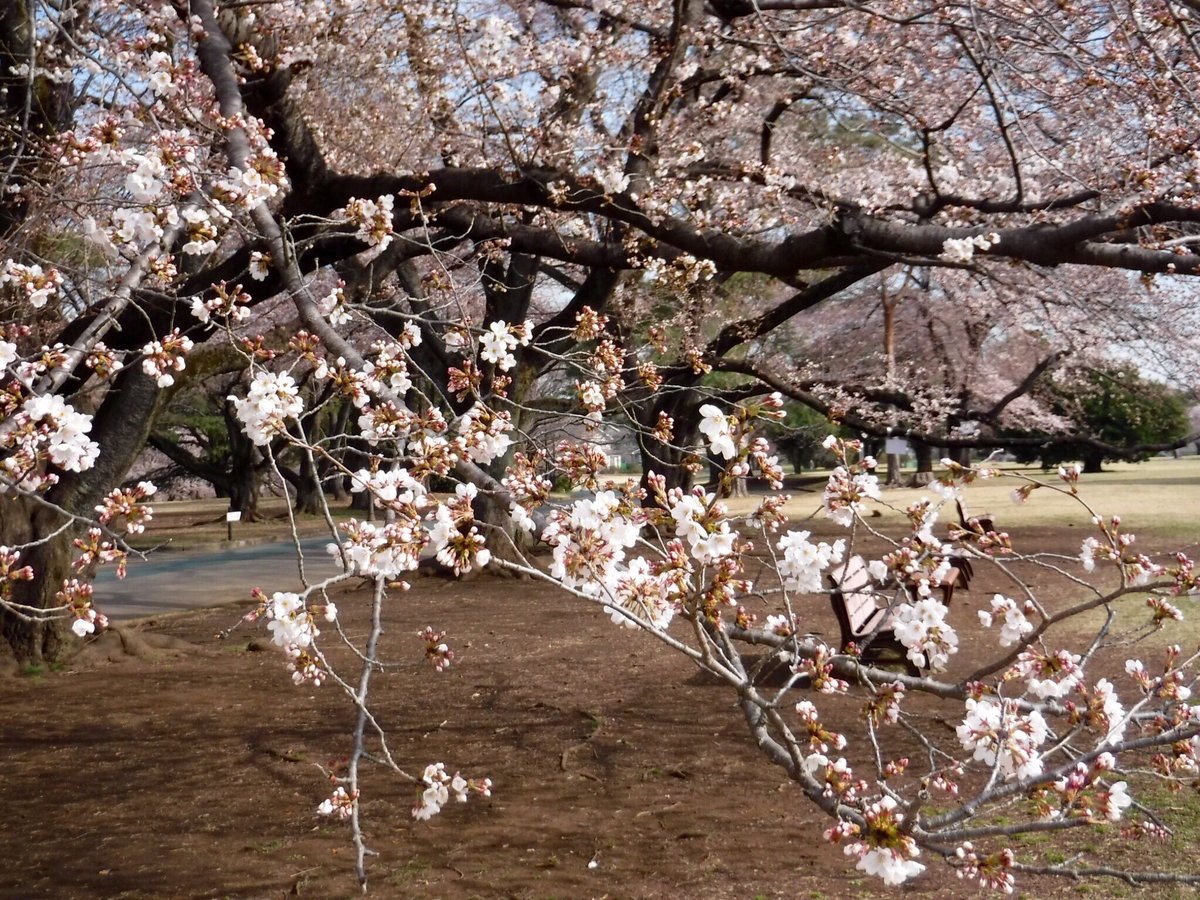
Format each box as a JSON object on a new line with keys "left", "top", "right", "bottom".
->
{"left": 1, "top": 527, "right": 1193, "bottom": 898}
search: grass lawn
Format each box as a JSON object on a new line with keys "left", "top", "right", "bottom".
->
{"left": 134, "top": 457, "right": 1199, "bottom": 552}
{"left": 722, "top": 456, "right": 1200, "bottom": 543}
{"left": 126, "top": 495, "right": 354, "bottom": 551}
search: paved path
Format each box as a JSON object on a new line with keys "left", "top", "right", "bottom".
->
{"left": 95, "top": 536, "right": 343, "bottom": 620}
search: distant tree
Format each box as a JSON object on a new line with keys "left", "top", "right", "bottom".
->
{"left": 148, "top": 373, "right": 273, "bottom": 520}
{"left": 1021, "top": 367, "right": 1191, "bottom": 473}
{"left": 761, "top": 402, "right": 832, "bottom": 474}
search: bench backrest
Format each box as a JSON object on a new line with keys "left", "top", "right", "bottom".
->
{"left": 832, "top": 555, "right": 889, "bottom": 636}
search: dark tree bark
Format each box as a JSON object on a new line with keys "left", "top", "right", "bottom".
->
{"left": 908, "top": 439, "right": 936, "bottom": 487}
{"left": 146, "top": 433, "right": 230, "bottom": 493}
{"left": 884, "top": 453, "right": 903, "bottom": 487}
{"left": 291, "top": 447, "right": 323, "bottom": 515}
{"left": 638, "top": 390, "right": 701, "bottom": 499}
{"left": 1, "top": 369, "right": 165, "bottom": 662}
{"left": 0, "top": 0, "right": 77, "bottom": 237}
{"left": 0, "top": 494, "right": 75, "bottom": 665}
{"left": 222, "top": 399, "right": 262, "bottom": 521}
{"left": 949, "top": 446, "right": 972, "bottom": 467}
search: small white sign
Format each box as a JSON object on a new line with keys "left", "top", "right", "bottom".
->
{"left": 226, "top": 510, "right": 243, "bottom": 522}
{"left": 885, "top": 438, "right": 910, "bottom": 455}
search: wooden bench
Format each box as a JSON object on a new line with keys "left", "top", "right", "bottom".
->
{"left": 827, "top": 555, "right": 974, "bottom": 676}
{"left": 828, "top": 555, "right": 921, "bottom": 677}
{"left": 940, "top": 558, "right": 973, "bottom": 605}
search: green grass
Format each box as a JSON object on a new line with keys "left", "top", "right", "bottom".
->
{"left": 1005, "top": 781, "right": 1200, "bottom": 897}
{"left": 383, "top": 857, "right": 431, "bottom": 886}
{"left": 20, "top": 660, "right": 66, "bottom": 678}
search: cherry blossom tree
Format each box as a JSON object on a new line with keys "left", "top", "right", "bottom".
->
{"left": 5, "top": 0, "right": 1200, "bottom": 890}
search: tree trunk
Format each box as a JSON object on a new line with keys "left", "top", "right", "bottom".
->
{"left": 473, "top": 358, "right": 536, "bottom": 573}
{"left": 0, "top": 0, "right": 75, "bottom": 237}
{"left": 908, "top": 440, "right": 935, "bottom": 487}
{"left": 227, "top": 467, "right": 261, "bottom": 522}
{"left": 707, "top": 457, "right": 724, "bottom": 494}
{"left": 286, "top": 406, "right": 324, "bottom": 516}
{"left": 472, "top": 488, "right": 532, "bottom": 574}
{"left": 284, "top": 402, "right": 330, "bottom": 516}
{"left": 2, "top": 368, "right": 166, "bottom": 662}
{"left": 639, "top": 432, "right": 696, "bottom": 496}
{"left": 0, "top": 494, "right": 74, "bottom": 665}
{"left": 292, "top": 449, "right": 323, "bottom": 515}
{"left": 638, "top": 391, "right": 700, "bottom": 501}
{"left": 321, "top": 453, "right": 347, "bottom": 501}
{"left": 222, "top": 398, "right": 261, "bottom": 521}
{"left": 885, "top": 453, "right": 903, "bottom": 486}
{"left": 1082, "top": 450, "right": 1104, "bottom": 474}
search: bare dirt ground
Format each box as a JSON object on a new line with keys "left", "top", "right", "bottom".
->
{"left": 2, "top": 524, "right": 1198, "bottom": 899}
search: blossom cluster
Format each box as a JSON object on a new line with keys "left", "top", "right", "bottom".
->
{"left": 699, "top": 404, "right": 739, "bottom": 460}
{"left": 429, "top": 483, "right": 492, "bottom": 575}
{"left": 1032, "top": 753, "right": 1133, "bottom": 823}
{"left": 478, "top": 319, "right": 532, "bottom": 372}
{"left": 56, "top": 579, "right": 107, "bottom": 637}
{"left": 542, "top": 490, "right": 645, "bottom": 597}
{"left": 954, "top": 843, "right": 1016, "bottom": 893}
{"left": 1126, "top": 650, "right": 1192, "bottom": 703}
{"left": 940, "top": 232, "right": 1000, "bottom": 263}
{"left": 412, "top": 763, "right": 492, "bottom": 821}
{"left": 891, "top": 596, "right": 959, "bottom": 671}
{"left": 1, "top": 261, "right": 63, "bottom": 308}
{"left": 0, "top": 547, "right": 34, "bottom": 606}
{"left": 977, "top": 594, "right": 1036, "bottom": 647}
{"left": 332, "top": 516, "right": 429, "bottom": 579}
{"left": 821, "top": 436, "right": 881, "bottom": 526}
{"left": 1, "top": 392, "right": 100, "bottom": 491}
{"left": 669, "top": 488, "right": 737, "bottom": 565}
{"left": 420, "top": 627, "right": 455, "bottom": 672}
{"left": 263, "top": 591, "right": 321, "bottom": 652}
{"left": 229, "top": 370, "right": 305, "bottom": 445}
{"left": 457, "top": 403, "right": 513, "bottom": 464}
{"left": 609, "top": 556, "right": 676, "bottom": 630}
{"left": 776, "top": 531, "right": 845, "bottom": 593}
{"left": 190, "top": 282, "right": 251, "bottom": 325}
{"left": 1006, "top": 648, "right": 1083, "bottom": 700}
{"left": 826, "top": 796, "right": 925, "bottom": 886}
{"left": 140, "top": 329, "right": 194, "bottom": 388}
{"left": 73, "top": 528, "right": 129, "bottom": 579}
{"left": 317, "top": 786, "right": 357, "bottom": 820}
{"left": 334, "top": 194, "right": 396, "bottom": 251}
{"left": 95, "top": 482, "right": 157, "bottom": 534}
{"left": 956, "top": 698, "right": 1048, "bottom": 780}
{"left": 363, "top": 338, "right": 416, "bottom": 397}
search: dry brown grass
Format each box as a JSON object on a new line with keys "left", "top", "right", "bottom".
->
{"left": 134, "top": 457, "right": 1199, "bottom": 553}
{"left": 723, "top": 456, "right": 1200, "bottom": 543}
{"left": 129, "top": 496, "right": 354, "bottom": 550}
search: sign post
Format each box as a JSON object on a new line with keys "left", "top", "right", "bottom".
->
{"left": 226, "top": 509, "right": 242, "bottom": 541}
